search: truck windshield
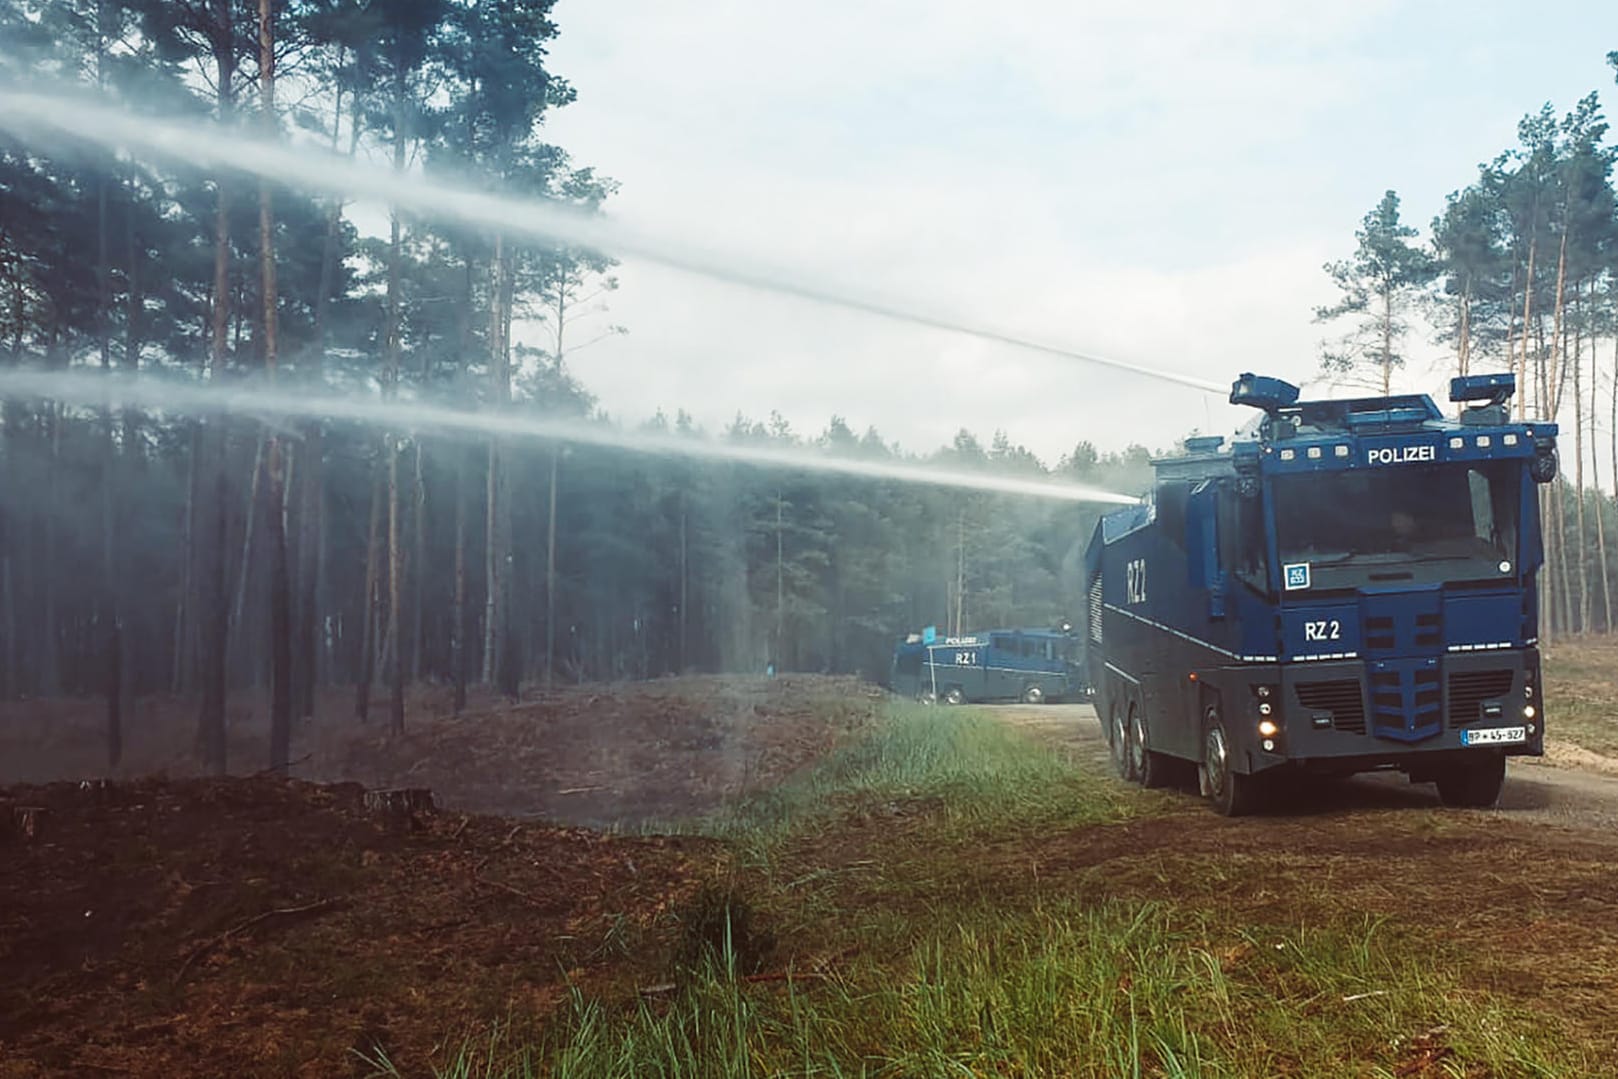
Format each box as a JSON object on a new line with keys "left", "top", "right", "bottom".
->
{"left": 1271, "top": 461, "right": 1519, "bottom": 585}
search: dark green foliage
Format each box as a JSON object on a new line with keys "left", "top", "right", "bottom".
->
{"left": 1315, "top": 190, "right": 1437, "bottom": 392}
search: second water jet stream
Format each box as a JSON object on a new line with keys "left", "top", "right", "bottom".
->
{"left": 0, "top": 367, "right": 1142, "bottom": 505}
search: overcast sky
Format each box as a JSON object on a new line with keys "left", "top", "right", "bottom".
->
{"left": 534, "top": 1, "right": 1618, "bottom": 464}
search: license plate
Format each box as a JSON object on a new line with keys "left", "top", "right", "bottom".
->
{"left": 1462, "top": 726, "right": 1526, "bottom": 746}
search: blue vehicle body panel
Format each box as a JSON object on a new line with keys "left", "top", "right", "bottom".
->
{"left": 1085, "top": 379, "right": 1557, "bottom": 781}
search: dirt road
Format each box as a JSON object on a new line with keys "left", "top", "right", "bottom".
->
{"left": 993, "top": 702, "right": 1618, "bottom": 830}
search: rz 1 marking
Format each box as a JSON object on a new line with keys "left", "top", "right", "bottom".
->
{"left": 954, "top": 651, "right": 977, "bottom": 666}
{"left": 1125, "top": 559, "right": 1147, "bottom": 605}
{"left": 1304, "top": 620, "right": 1341, "bottom": 642}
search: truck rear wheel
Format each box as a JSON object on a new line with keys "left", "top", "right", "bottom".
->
{"left": 942, "top": 686, "right": 966, "bottom": 706}
{"left": 1129, "top": 705, "right": 1170, "bottom": 789}
{"left": 1436, "top": 753, "right": 1506, "bottom": 808}
{"left": 1109, "top": 704, "right": 1135, "bottom": 782}
{"left": 1021, "top": 684, "right": 1045, "bottom": 705}
{"left": 1202, "top": 711, "right": 1255, "bottom": 817}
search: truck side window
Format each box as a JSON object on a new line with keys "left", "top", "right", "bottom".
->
{"left": 1219, "top": 486, "right": 1267, "bottom": 589}
{"left": 1157, "top": 482, "right": 1190, "bottom": 551}
{"left": 1469, "top": 468, "right": 1495, "bottom": 544}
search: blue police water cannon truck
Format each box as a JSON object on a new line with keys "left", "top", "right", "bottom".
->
{"left": 1084, "top": 371, "right": 1559, "bottom": 815}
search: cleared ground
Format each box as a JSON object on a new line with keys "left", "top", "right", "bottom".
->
{"left": 4, "top": 664, "right": 1618, "bottom": 1076}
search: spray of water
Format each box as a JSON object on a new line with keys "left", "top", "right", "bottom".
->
{"left": 0, "top": 367, "right": 1140, "bottom": 505}
{"left": 0, "top": 89, "right": 1225, "bottom": 396}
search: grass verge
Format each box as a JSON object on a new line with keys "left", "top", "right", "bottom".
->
{"left": 1544, "top": 639, "right": 1618, "bottom": 759}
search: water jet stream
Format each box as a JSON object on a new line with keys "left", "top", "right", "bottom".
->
{"left": 0, "top": 89, "right": 1224, "bottom": 395}
{"left": 0, "top": 367, "right": 1141, "bottom": 505}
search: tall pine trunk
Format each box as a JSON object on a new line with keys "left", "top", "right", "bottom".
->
{"left": 452, "top": 444, "right": 467, "bottom": 714}
{"left": 387, "top": 439, "right": 404, "bottom": 734}
{"left": 196, "top": 16, "right": 235, "bottom": 773}
{"left": 1571, "top": 282, "right": 1588, "bottom": 634}
{"left": 1515, "top": 234, "right": 1536, "bottom": 422}
{"left": 95, "top": 127, "right": 124, "bottom": 764}
{"left": 383, "top": 82, "right": 408, "bottom": 736}
{"left": 545, "top": 446, "right": 559, "bottom": 688}
{"left": 484, "top": 234, "right": 513, "bottom": 693}
{"left": 1593, "top": 330, "right": 1612, "bottom": 632}
{"left": 260, "top": 0, "right": 293, "bottom": 771}
{"left": 411, "top": 440, "right": 426, "bottom": 683}
{"left": 678, "top": 488, "right": 688, "bottom": 673}
{"left": 355, "top": 459, "right": 382, "bottom": 722}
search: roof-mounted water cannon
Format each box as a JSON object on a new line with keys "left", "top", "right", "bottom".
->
{"left": 1229, "top": 373, "right": 1300, "bottom": 415}
{"left": 1450, "top": 372, "right": 1514, "bottom": 405}
{"left": 1451, "top": 372, "right": 1514, "bottom": 426}
{"left": 1446, "top": 372, "right": 1556, "bottom": 481}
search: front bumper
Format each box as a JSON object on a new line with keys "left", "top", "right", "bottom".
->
{"left": 1237, "top": 648, "right": 1542, "bottom": 773}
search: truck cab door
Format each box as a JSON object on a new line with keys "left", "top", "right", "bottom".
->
{"left": 1187, "top": 481, "right": 1227, "bottom": 620}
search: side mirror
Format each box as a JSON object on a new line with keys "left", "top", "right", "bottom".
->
{"left": 1531, "top": 441, "right": 1558, "bottom": 484}
{"left": 1186, "top": 481, "right": 1227, "bottom": 620}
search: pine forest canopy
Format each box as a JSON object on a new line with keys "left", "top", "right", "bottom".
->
{"left": 1315, "top": 53, "right": 1618, "bottom": 647}
{"left": 0, "top": 3, "right": 1616, "bottom": 773}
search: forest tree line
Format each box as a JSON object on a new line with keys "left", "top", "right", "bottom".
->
{"left": 0, "top": 0, "right": 1154, "bottom": 772}
{"left": 1316, "top": 50, "right": 1618, "bottom": 641}
{"left": 7, "top": 4, "right": 1615, "bottom": 774}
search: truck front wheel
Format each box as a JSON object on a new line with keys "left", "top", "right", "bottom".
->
{"left": 1202, "top": 710, "right": 1255, "bottom": 817}
{"left": 1436, "top": 753, "right": 1506, "bottom": 808}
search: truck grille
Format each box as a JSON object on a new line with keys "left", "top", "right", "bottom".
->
{"left": 1088, "top": 575, "right": 1103, "bottom": 645}
{"left": 1295, "top": 679, "right": 1365, "bottom": 734}
{"left": 1415, "top": 612, "right": 1441, "bottom": 648}
{"left": 1448, "top": 669, "right": 1515, "bottom": 727}
{"left": 1365, "top": 616, "right": 1395, "bottom": 651}
{"left": 1371, "top": 667, "right": 1441, "bottom": 735}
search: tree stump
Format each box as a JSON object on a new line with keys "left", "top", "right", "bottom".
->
{"left": 364, "top": 787, "right": 434, "bottom": 833}
{"left": 10, "top": 806, "right": 45, "bottom": 843}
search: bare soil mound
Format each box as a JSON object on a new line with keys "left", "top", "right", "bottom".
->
{"left": 0, "top": 675, "right": 883, "bottom": 825}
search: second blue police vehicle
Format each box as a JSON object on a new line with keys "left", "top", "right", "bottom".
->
{"left": 891, "top": 624, "right": 1087, "bottom": 704}
{"left": 1085, "top": 371, "right": 1558, "bottom": 814}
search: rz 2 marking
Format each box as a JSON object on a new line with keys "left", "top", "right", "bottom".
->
{"left": 1125, "top": 559, "right": 1147, "bottom": 605}
{"left": 1304, "top": 620, "right": 1341, "bottom": 642}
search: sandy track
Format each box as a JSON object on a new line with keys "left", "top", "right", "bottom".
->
{"left": 992, "top": 702, "right": 1618, "bottom": 831}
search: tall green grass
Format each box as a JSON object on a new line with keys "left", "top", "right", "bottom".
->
{"left": 701, "top": 703, "right": 1131, "bottom": 840}
{"left": 366, "top": 902, "right": 1579, "bottom": 1078}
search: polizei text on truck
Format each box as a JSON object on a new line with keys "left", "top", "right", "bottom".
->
{"left": 1084, "top": 372, "right": 1558, "bottom": 814}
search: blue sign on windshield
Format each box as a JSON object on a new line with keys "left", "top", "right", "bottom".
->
{"left": 1284, "top": 563, "right": 1311, "bottom": 590}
